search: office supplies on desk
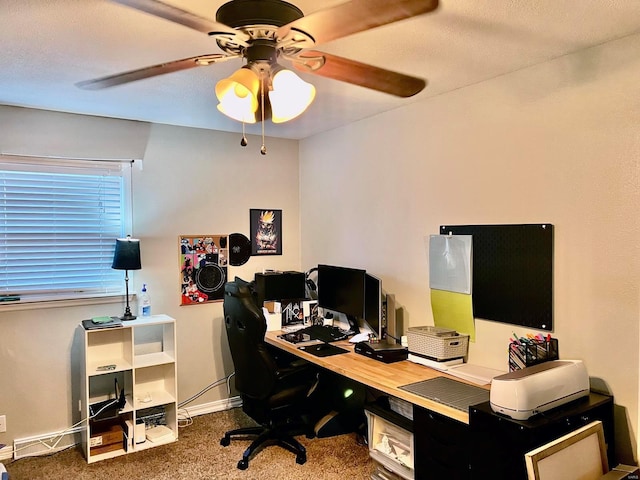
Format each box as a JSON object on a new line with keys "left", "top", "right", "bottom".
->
{"left": 399, "top": 377, "right": 490, "bottom": 412}
{"left": 407, "top": 353, "right": 464, "bottom": 371}
{"left": 490, "top": 360, "right": 589, "bottom": 420}
{"left": 509, "top": 334, "right": 559, "bottom": 371}
{"left": 295, "top": 324, "right": 349, "bottom": 343}
{"left": 82, "top": 317, "right": 122, "bottom": 330}
{"left": 407, "top": 326, "right": 469, "bottom": 361}
{"left": 354, "top": 341, "right": 408, "bottom": 363}
{"left": 446, "top": 363, "right": 506, "bottom": 386}
{"left": 350, "top": 332, "right": 372, "bottom": 343}
{"left": 298, "top": 343, "right": 349, "bottom": 357}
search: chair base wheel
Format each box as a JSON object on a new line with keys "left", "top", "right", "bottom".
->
{"left": 220, "top": 436, "right": 230, "bottom": 447}
{"left": 237, "top": 459, "right": 249, "bottom": 470}
{"left": 296, "top": 454, "right": 307, "bottom": 465}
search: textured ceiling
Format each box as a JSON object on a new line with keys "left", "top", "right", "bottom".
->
{"left": 1, "top": 1, "right": 639, "bottom": 140}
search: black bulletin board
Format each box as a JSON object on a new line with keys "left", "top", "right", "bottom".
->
{"left": 439, "top": 224, "right": 553, "bottom": 331}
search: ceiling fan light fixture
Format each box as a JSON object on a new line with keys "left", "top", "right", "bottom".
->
{"left": 215, "top": 66, "right": 260, "bottom": 123}
{"left": 268, "top": 67, "right": 316, "bottom": 124}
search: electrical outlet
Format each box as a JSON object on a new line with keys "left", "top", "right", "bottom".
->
{"left": 0, "top": 415, "right": 6, "bottom": 433}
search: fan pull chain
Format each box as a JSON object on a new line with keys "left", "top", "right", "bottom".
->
{"left": 260, "top": 75, "right": 267, "bottom": 155}
{"left": 240, "top": 120, "right": 248, "bottom": 147}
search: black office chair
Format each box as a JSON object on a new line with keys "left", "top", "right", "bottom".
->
{"left": 220, "top": 278, "right": 319, "bottom": 470}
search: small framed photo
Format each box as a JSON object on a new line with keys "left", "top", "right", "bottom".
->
{"left": 250, "top": 209, "right": 282, "bottom": 256}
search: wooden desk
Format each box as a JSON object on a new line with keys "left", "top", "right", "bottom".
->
{"left": 265, "top": 331, "right": 489, "bottom": 424}
{"left": 267, "top": 332, "right": 614, "bottom": 479}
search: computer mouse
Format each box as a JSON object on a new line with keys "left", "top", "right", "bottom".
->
{"left": 316, "top": 343, "right": 330, "bottom": 351}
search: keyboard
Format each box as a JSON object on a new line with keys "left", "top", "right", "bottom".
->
{"left": 297, "top": 324, "right": 349, "bottom": 343}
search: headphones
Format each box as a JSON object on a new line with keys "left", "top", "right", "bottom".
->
{"left": 305, "top": 267, "right": 318, "bottom": 300}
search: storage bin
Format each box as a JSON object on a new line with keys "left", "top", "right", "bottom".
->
{"left": 407, "top": 326, "right": 469, "bottom": 361}
{"left": 365, "top": 410, "right": 414, "bottom": 480}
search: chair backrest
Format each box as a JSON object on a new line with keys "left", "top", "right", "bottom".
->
{"left": 223, "top": 279, "right": 278, "bottom": 400}
{"left": 524, "top": 420, "right": 609, "bottom": 480}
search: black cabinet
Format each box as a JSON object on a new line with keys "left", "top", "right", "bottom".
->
{"left": 468, "top": 393, "right": 614, "bottom": 480}
{"left": 414, "top": 406, "right": 470, "bottom": 480}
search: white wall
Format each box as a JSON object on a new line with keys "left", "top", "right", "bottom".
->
{"left": 300, "top": 34, "right": 640, "bottom": 463}
{"left": 0, "top": 30, "right": 638, "bottom": 465}
{"left": 0, "top": 107, "right": 301, "bottom": 446}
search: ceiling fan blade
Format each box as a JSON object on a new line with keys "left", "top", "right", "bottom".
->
{"left": 110, "top": 0, "right": 248, "bottom": 40}
{"left": 292, "top": 50, "right": 426, "bottom": 98}
{"left": 76, "top": 54, "right": 236, "bottom": 90}
{"left": 277, "top": 0, "right": 438, "bottom": 46}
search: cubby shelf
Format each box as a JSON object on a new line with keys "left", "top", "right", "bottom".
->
{"left": 80, "top": 314, "right": 178, "bottom": 463}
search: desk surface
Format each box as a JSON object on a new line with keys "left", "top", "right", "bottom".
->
{"left": 265, "top": 331, "right": 490, "bottom": 424}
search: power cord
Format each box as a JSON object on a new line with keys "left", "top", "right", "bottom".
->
{"left": 176, "top": 372, "right": 236, "bottom": 429}
{"left": 7, "top": 397, "right": 120, "bottom": 461}
{"left": 10, "top": 374, "right": 238, "bottom": 457}
{"left": 178, "top": 373, "right": 234, "bottom": 408}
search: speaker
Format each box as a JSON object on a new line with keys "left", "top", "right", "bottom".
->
{"left": 384, "top": 293, "right": 399, "bottom": 346}
{"left": 254, "top": 271, "right": 306, "bottom": 306}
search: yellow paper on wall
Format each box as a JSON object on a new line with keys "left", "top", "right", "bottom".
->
{"left": 430, "top": 289, "right": 475, "bottom": 342}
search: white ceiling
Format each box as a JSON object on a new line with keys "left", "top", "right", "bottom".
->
{"left": 2, "top": 1, "right": 639, "bottom": 140}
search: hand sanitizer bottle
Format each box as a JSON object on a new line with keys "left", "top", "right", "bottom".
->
{"left": 139, "top": 283, "right": 151, "bottom": 317}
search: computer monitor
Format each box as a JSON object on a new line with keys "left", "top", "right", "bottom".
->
{"left": 364, "top": 273, "right": 383, "bottom": 339}
{"left": 317, "top": 264, "right": 366, "bottom": 333}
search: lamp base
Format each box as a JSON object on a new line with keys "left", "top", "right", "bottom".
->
{"left": 120, "top": 312, "right": 137, "bottom": 321}
{"left": 120, "top": 303, "right": 137, "bottom": 321}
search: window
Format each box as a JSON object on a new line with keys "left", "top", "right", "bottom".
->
{"left": 0, "top": 157, "right": 133, "bottom": 302}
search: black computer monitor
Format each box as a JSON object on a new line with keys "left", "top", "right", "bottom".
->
{"left": 317, "top": 264, "right": 366, "bottom": 333}
{"left": 364, "top": 273, "right": 383, "bottom": 339}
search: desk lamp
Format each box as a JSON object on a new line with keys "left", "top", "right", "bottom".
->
{"left": 112, "top": 236, "right": 141, "bottom": 321}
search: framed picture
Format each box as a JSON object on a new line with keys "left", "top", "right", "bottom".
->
{"left": 524, "top": 421, "right": 608, "bottom": 479}
{"left": 250, "top": 209, "right": 282, "bottom": 256}
{"left": 179, "top": 235, "right": 228, "bottom": 305}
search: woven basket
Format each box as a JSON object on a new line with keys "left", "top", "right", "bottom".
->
{"left": 407, "top": 326, "right": 469, "bottom": 360}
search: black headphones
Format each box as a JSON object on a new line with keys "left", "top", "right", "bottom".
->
{"left": 305, "top": 267, "right": 318, "bottom": 299}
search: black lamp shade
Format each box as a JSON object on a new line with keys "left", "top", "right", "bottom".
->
{"left": 112, "top": 237, "right": 141, "bottom": 270}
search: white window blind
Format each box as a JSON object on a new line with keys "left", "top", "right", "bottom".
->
{"left": 0, "top": 158, "right": 131, "bottom": 301}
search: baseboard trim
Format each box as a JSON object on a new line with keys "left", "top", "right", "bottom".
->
{"left": 0, "top": 445, "right": 12, "bottom": 462}
{"left": 181, "top": 396, "right": 242, "bottom": 417}
{"left": 9, "top": 425, "right": 84, "bottom": 461}
{"left": 0, "top": 396, "right": 242, "bottom": 461}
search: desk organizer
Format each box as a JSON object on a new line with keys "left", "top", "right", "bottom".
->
{"left": 407, "top": 326, "right": 469, "bottom": 361}
{"left": 508, "top": 338, "right": 559, "bottom": 372}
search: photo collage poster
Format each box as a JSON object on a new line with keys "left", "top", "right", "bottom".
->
{"left": 180, "top": 235, "right": 228, "bottom": 305}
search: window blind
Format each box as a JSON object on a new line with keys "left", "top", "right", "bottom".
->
{"left": 0, "top": 159, "right": 129, "bottom": 300}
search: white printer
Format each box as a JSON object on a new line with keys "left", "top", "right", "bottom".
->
{"left": 490, "top": 360, "right": 590, "bottom": 420}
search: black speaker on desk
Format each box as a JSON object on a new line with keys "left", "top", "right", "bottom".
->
{"left": 254, "top": 271, "right": 306, "bottom": 306}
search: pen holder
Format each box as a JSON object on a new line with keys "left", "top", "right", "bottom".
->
{"left": 508, "top": 338, "right": 559, "bottom": 372}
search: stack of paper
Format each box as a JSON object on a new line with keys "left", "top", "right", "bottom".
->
{"left": 407, "top": 354, "right": 463, "bottom": 372}
{"left": 447, "top": 363, "right": 506, "bottom": 386}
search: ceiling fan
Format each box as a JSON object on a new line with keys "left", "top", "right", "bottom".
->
{"left": 78, "top": 0, "right": 439, "bottom": 151}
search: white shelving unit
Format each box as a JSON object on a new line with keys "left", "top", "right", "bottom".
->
{"left": 80, "top": 314, "right": 178, "bottom": 463}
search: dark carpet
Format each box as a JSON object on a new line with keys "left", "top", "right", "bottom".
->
{"left": 2, "top": 408, "right": 376, "bottom": 480}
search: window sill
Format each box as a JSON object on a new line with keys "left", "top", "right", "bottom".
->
{"left": 0, "top": 294, "right": 134, "bottom": 313}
